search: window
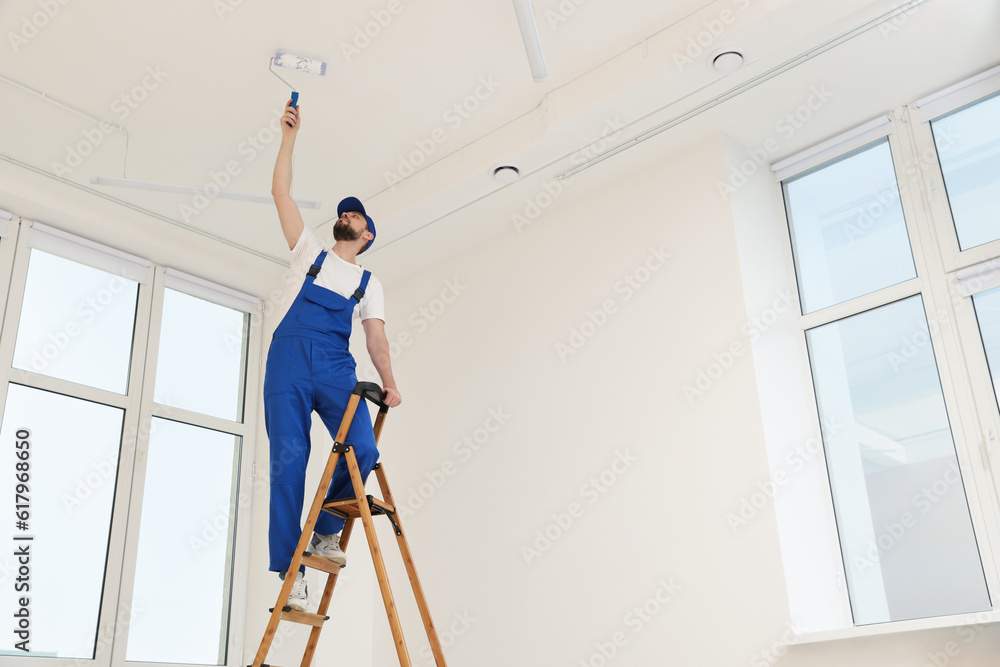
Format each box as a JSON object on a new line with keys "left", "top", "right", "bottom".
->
{"left": 767, "top": 67, "right": 1000, "bottom": 633}
{"left": 11, "top": 250, "right": 139, "bottom": 394}
{"left": 806, "top": 296, "right": 989, "bottom": 623}
{"left": 931, "top": 92, "right": 1000, "bottom": 251}
{"left": 0, "top": 385, "right": 125, "bottom": 658}
{"left": 0, "top": 222, "right": 260, "bottom": 666}
{"left": 784, "top": 140, "right": 916, "bottom": 314}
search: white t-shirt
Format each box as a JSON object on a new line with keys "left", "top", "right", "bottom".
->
{"left": 281, "top": 226, "right": 385, "bottom": 324}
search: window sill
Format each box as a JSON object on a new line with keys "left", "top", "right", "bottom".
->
{"left": 793, "top": 609, "right": 1000, "bottom": 645}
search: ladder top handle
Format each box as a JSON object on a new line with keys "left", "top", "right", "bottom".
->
{"left": 353, "top": 381, "right": 389, "bottom": 412}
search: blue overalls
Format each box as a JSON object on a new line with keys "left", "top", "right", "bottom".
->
{"left": 263, "top": 250, "right": 379, "bottom": 574}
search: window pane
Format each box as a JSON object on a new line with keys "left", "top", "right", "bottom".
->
{"left": 12, "top": 250, "right": 139, "bottom": 394}
{"left": 932, "top": 93, "right": 1000, "bottom": 250}
{"left": 806, "top": 296, "right": 990, "bottom": 624}
{"left": 0, "top": 384, "right": 124, "bottom": 658}
{"left": 126, "top": 419, "right": 240, "bottom": 664}
{"left": 153, "top": 289, "right": 247, "bottom": 421}
{"left": 973, "top": 286, "right": 1000, "bottom": 410}
{"left": 784, "top": 140, "right": 917, "bottom": 313}
{"left": 807, "top": 296, "right": 990, "bottom": 625}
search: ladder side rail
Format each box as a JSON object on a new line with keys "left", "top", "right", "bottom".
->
{"left": 347, "top": 448, "right": 413, "bottom": 667}
{"left": 374, "top": 463, "right": 449, "bottom": 667}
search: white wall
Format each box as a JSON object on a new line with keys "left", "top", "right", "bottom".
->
{"left": 322, "top": 132, "right": 1000, "bottom": 666}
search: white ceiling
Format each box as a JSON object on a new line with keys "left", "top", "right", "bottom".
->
{"left": 1, "top": 0, "right": 998, "bottom": 291}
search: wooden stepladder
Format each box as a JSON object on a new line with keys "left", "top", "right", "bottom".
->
{"left": 250, "top": 382, "right": 447, "bottom": 667}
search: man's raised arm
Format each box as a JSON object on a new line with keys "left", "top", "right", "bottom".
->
{"left": 272, "top": 100, "right": 305, "bottom": 251}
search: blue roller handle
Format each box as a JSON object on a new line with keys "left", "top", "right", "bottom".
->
{"left": 286, "top": 92, "right": 299, "bottom": 127}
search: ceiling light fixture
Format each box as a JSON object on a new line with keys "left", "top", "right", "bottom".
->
{"left": 90, "top": 175, "right": 322, "bottom": 209}
{"left": 511, "top": 0, "right": 549, "bottom": 83}
{"left": 711, "top": 50, "right": 745, "bottom": 73}
{"left": 492, "top": 165, "right": 521, "bottom": 183}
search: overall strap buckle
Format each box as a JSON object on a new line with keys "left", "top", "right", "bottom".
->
{"left": 352, "top": 269, "right": 372, "bottom": 303}
{"left": 307, "top": 250, "right": 327, "bottom": 279}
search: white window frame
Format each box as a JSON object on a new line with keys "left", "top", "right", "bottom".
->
{"left": 910, "top": 63, "right": 1000, "bottom": 273}
{"left": 738, "top": 65, "right": 1000, "bottom": 642}
{"left": 0, "top": 216, "right": 262, "bottom": 667}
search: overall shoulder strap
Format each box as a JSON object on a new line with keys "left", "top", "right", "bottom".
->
{"left": 352, "top": 270, "right": 372, "bottom": 303}
{"left": 306, "top": 251, "right": 327, "bottom": 280}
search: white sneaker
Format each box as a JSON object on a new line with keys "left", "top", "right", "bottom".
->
{"left": 285, "top": 571, "right": 309, "bottom": 612}
{"left": 311, "top": 532, "right": 347, "bottom": 567}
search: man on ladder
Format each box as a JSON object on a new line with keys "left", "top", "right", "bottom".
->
{"left": 266, "top": 98, "right": 402, "bottom": 612}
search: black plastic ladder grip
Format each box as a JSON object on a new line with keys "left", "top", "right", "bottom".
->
{"left": 352, "top": 381, "right": 388, "bottom": 412}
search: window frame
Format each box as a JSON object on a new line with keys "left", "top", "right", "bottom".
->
{"left": 0, "top": 217, "right": 262, "bottom": 667}
{"left": 111, "top": 264, "right": 262, "bottom": 667}
{"left": 764, "top": 78, "right": 1000, "bottom": 638}
{"left": 911, "top": 64, "right": 1000, "bottom": 273}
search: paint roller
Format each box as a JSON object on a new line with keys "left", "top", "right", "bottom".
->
{"left": 269, "top": 51, "right": 327, "bottom": 126}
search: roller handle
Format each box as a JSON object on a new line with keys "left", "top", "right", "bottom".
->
{"left": 285, "top": 92, "right": 299, "bottom": 127}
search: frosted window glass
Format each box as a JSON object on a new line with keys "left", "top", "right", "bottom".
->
{"left": 806, "top": 296, "right": 990, "bottom": 624}
{"left": 153, "top": 289, "right": 247, "bottom": 421}
{"left": 932, "top": 93, "right": 1000, "bottom": 250}
{"left": 0, "top": 384, "right": 124, "bottom": 658}
{"left": 126, "top": 419, "right": 240, "bottom": 664}
{"left": 784, "top": 140, "right": 917, "bottom": 313}
{"left": 12, "top": 250, "right": 138, "bottom": 394}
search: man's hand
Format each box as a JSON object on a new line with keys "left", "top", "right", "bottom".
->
{"left": 281, "top": 99, "right": 300, "bottom": 137}
{"left": 382, "top": 386, "right": 402, "bottom": 408}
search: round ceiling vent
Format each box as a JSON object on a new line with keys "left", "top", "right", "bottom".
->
{"left": 712, "top": 51, "right": 744, "bottom": 73}
{"left": 493, "top": 166, "right": 521, "bottom": 183}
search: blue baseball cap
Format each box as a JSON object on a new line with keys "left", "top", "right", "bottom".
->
{"left": 337, "top": 196, "right": 376, "bottom": 253}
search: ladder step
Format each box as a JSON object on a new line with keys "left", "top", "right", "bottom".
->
{"left": 322, "top": 495, "right": 395, "bottom": 519}
{"left": 301, "top": 552, "right": 343, "bottom": 574}
{"left": 267, "top": 607, "right": 329, "bottom": 628}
